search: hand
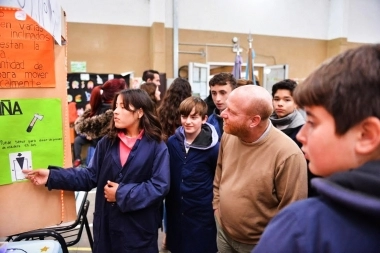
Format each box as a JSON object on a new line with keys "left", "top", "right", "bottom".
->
{"left": 23, "top": 169, "right": 50, "bottom": 186}
{"left": 104, "top": 180, "right": 119, "bottom": 202}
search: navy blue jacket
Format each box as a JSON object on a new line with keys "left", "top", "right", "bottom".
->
{"left": 165, "top": 123, "right": 219, "bottom": 253}
{"left": 47, "top": 135, "right": 170, "bottom": 253}
{"left": 207, "top": 109, "right": 223, "bottom": 140}
{"left": 253, "top": 161, "right": 380, "bottom": 253}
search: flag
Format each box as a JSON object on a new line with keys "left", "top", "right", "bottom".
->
{"left": 232, "top": 55, "right": 243, "bottom": 79}
{"left": 245, "top": 47, "right": 256, "bottom": 85}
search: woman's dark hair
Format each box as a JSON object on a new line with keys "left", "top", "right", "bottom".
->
{"left": 89, "top": 78, "right": 126, "bottom": 117}
{"left": 140, "top": 82, "right": 159, "bottom": 105}
{"left": 108, "top": 89, "right": 163, "bottom": 142}
{"left": 157, "top": 78, "right": 192, "bottom": 141}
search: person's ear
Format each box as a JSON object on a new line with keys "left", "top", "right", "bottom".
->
{"left": 355, "top": 117, "right": 380, "bottom": 155}
{"left": 203, "top": 115, "right": 208, "bottom": 123}
{"left": 137, "top": 108, "right": 144, "bottom": 119}
{"left": 249, "top": 115, "right": 261, "bottom": 128}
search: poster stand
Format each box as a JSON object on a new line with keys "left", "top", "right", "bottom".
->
{"left": 0, "top": 7, "right": 76, "bottom": 237}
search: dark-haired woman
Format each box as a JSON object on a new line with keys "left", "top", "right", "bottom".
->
{"left": 157, "top": 78, "right": 192, "bottom": 141}
{"left": 73, "top": 78, "right": 126, "bottom": 167}
{"left": 140, "top": 82, "right": 161, "bottom": 110}
{"left": 24, "top": 89, "right": 170, "bottom": 253}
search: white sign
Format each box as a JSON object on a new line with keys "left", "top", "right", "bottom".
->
{"left": 1, "top": 0, "right": 62, "bottom": 45}
{"left": 9, "top": 151, "right": 32, "bottom": 182}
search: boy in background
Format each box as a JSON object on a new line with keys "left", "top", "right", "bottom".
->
{"left": 253, "top": 44, "right": 380, "bottom": 252}
{"left": 165, "top": 97, "right": 219, "bottom": 253}
{"left": 270, "top": 79, "right": 305, "bottom": 146}
{"left": 142, "top": 69, "right": 161, "bottom": 86}
{"left": 270, "top": 79, "right": 318, "bottom": 197}
{"left": 207, "top": 72, "right": 237, "bottom": 139}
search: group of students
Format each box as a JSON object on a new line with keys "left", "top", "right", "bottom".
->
{"left": 24, "top": 44, "right": 380, "bottom": 253}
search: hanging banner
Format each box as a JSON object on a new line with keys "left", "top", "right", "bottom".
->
{"left": 0, "top": 0, "right": 62, "bottom": 45}
{"left": 0, "top": 7, "right": 56, "bottom": 88}
{"left": 0, "top": 98, "right": 64, "bottom": 186}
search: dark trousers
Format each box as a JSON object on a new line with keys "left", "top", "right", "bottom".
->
{"left": 73, "top": 135, "right": 91, "bottom": 160}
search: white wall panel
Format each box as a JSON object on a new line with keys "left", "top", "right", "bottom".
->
{"left": 59, "top": 0, "right": 380, "bottom": 43}
{"left": 327, "top": 0, "right": 349, "bottom": 39}
{"left": 60, "top": 0, "right": 151, "bottom": 26}
{"left": 150, "top": 0, "right": 167, "bottom": 24}
{"left": 176, "top": 0, "right": 330, "bottom": 40}
{"left": 347, "top": 0, "right": 380, "bottom": 43}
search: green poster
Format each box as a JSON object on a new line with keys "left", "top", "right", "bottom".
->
{"left": 70, "top": 61, "right": 87, "bottom": 72}
{"left": 0, "top": 98, "right": 64, "bottom": 186}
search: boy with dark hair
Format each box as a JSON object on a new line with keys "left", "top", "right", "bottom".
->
{"left": 270, "top": 79, "right": 318, "bottom": 197}
{"left": 253, "top": 44, "right": 380, "bottom": 252}
{"left": 207, "top": 72, "right": 237, "bottom": 139}
{"left": 270, "top": 79, "right": 304, "bottom": 146}
{"left": 165, "top": 97, "right": 219, "bottom": 253}
{"left": 142, "top": 69, "right": 160, "bottom": 86}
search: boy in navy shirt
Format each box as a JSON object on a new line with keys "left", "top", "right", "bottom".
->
{"left": 165, "top": 97, "right": 219, "bottom": 253}
{"left": 254, "top": 44, "right": 380, "bottom": 253}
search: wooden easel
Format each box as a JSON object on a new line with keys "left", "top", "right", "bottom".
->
{"left": 0, "top": 7, "right": 76, "bottom": 237}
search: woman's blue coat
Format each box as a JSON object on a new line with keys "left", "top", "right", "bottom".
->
{"left": 165, "top": 123, "right": 219, "bottom": 253}
{"left": 47, "top": 135, "right": 170, "bottom": 253}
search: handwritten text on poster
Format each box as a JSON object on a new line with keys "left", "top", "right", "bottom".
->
{"left": 0, "top": 0, "right": 62, "bottom": 45}
{"left": 0, "top": 8, "right": 55, "bottom": 89}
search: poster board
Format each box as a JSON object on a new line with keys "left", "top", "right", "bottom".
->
{"left": 0, "top": 0, "right": 62, "bottom": 45}
{"left": 0, "top": 8, "right": 56, "bottom": 88}
{"left": 0, "top": 98, "right": 64, "bottom": 186}
{"left": 0, "top": 7, "right": 76, "bottom": 237}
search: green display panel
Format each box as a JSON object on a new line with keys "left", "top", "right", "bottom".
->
{"left": 0, "top": 98, "right": 63, "bottom": 186}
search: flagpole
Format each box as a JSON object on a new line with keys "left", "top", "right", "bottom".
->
{"left": 247, "top": 32, "right": 253, "bottom": 81}
{"left": 246, "top": 32, "right": 258, "bottom": 85}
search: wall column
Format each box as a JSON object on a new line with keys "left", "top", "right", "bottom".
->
{"left": 326, "top": 0, "right": 349, "bottom": 58}
{"left": 150, "top": 22, "right": 166, "bottom": 73}
{"left": 327, "top": 37, "right": 348, "bottom": 59}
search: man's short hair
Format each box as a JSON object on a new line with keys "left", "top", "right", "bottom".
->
{"left": 142, "top": 69, "right": 159, "bottom": 82}
{"left": 237, "top": 79, "right": 254, "bottom": 87}
{"left": 294, "top": 44, "right": 380, "bottom": 135}
{"left": 179, "top": 96, "right": 208, "bottom": 120}
{"left": 272, "top": 79, "right": 297, "bottom": 97}
{"left": 209, "top": 72, "right": 237, "bottom": 89}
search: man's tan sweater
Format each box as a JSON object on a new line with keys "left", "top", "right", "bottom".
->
{"left": 213, "top": 125, "right": 307, "bottom": 244}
